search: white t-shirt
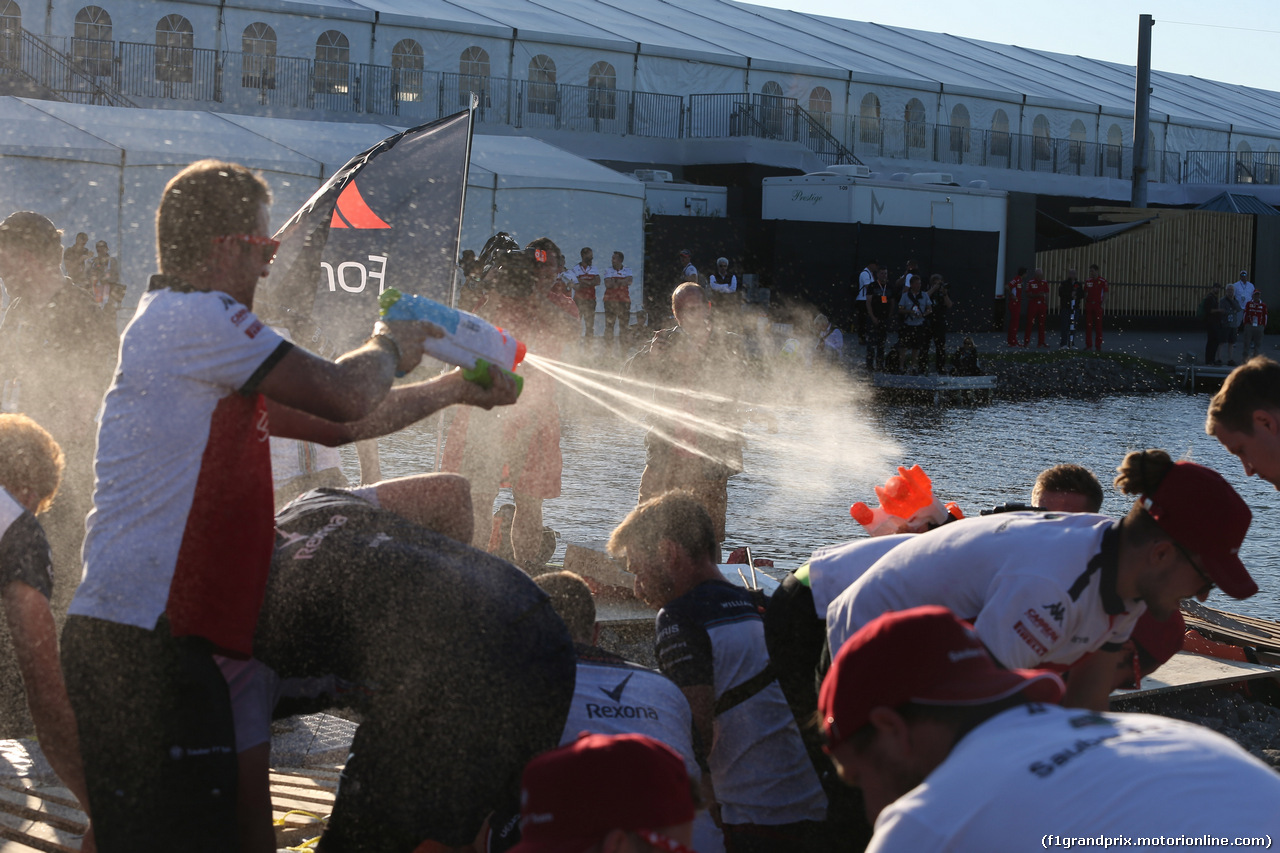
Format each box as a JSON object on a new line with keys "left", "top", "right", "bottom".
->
{"left": 708, "top": 273, "right": 738, "bottom": 294}
{"left": 561, "top": 647, "right": 723, "bottom": 852}
{"left": 857, "top": 268, "right": 874, "bottom": 301}
{"left": 868, "top": 704, "right": 1280, "bottom": 852}
{"left": 827, "top": 513, "right": 1144, "bottom": 669}
{"left": 72, "top": 286, "right": 289, "bottom": 644}
{"left": 807, "top": 535, "right": 912, "bottom": 619}
{"left": 1232, "top": 279, "right": 1255, "bottom": 311}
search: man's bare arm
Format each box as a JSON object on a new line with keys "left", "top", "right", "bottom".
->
{"left": 267, "top": 366, "right": 519, "bottom": 446}
{"left": 256, "top": 320, "right": 437, "bottom": 423}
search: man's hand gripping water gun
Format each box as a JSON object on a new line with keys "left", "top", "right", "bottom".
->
{"left": 380, "top": 288, "right": 526, "bottom": 397}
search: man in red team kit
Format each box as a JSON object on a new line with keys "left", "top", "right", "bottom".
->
{"left": 1024, "top": 267, "right": 1050, "bottom": 347}
{"left": 1006, "top": 266, "right": 1025, "bottom": 347}
{"left": 1083, "top": 263, "right": 1109, "bottom": 351}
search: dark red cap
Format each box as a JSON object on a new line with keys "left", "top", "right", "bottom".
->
{"left": 1129, "top": 610, "right": 1185, "bottom": 671}
{"left": 819, "top": 606, "right": 1064, "bottom": 751}
{"left": 510, "top": 733, "right": 695, "bottom": 853}
{"left": 1140, "top": 461, "right": 1255, "bottom": 599}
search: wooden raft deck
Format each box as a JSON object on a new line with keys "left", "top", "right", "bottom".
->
{"left": 0, "top": 763, "right": 340, "bottom": 852}
{"left": 870, "top": 372, "right": 997, "bottom": 404}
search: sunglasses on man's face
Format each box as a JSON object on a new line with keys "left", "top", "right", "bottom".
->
{"left": 214, "top": 234, "right": 280, "bottom": 264}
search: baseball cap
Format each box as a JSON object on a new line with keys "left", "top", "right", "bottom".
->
{"left": 1139, "top": 461, "right": 1255, "bottom": 599}
{"left": 819, "top": 606, "right": 1064, "bottom": 752}
{"left": 511, "top": 733, "right": 695, "bottom": 853}
{"left": 679, "top": 249, "right": 691, "bottom": 257}
{"left": 1240, "top": 270, "right": 1249, "bottom": 277}
{"left": 1129, "top": 610, "right": 1185, "bottom": 671}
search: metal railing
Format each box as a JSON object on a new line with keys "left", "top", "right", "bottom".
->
{"left": 6, "top": 32, "right": 133, "bottom": 106}
{"left": 2, "top": 28, "right": 1242, "bottom": 188}
{"left": 1185, "top": 150, "right": 1280, "bottom": 185}
{"left": 116, "top": 41, "right": 218, "bottom": 102}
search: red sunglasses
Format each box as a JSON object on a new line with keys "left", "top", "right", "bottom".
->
{"left": 215, "top": 234, "right": 280, "bottom": 263}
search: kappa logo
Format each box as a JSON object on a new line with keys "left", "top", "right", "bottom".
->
{"left": 1044, "top": 602, "right": 1066, "bottom": 624}
{"left": 600, "top": 672, "right": 634, "bottom": 703}
{"left": 330, "top": 182, "right": 391, "bottom": 230}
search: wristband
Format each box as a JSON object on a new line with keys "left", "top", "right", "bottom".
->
{"left": 371, "top": 321, "right": 402, "bottom": 365}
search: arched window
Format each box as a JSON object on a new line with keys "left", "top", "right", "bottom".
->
{"left": 1236, "top": 140, "right": 1254, "bottom": 184}
{"left": 587, "top": 60, "right": 616, "bottom": 120}
{"left": 73, "top": 6, "right": 112, "bottom": 77}
{"left": 904, "top": 98, "right": 926, "bottom": 149}
{"left": 0, "top": 1, "right": 19, "bottom": 66}
{"left": 155, "top": 14, "right": 193, "bottom": 84}
{"left": 859, "top": 92, "right": 881, "bottom": 144}
{"left": 1106, "top": 123, "right": 1123, "bottom": 169}
{"left": 527, "top": 54, "right": 556, "bottom": 115}
{"left": 1068, "top": 119, "right": 1087, "bottom": 165}
{"left": 391, "top": 38, "right": 423, "bottom": 102}
{"left": 809, "top": 86, "right": 832, "bottom": 131}
{"left": 458, "top": 45, "right": 489, "bottom": 106}
{"left": 1032, "top": 114, "right": 1051, "bottom": 161}
{"left": 242, "top": 22, "right": 276, "bottom": 89}
{"left": 990, "top": 108, "right": 1010, "bottom": 157}
{"left": 760, "top": 80, "right": 784, "bottom": 138}
{"left": 949, "top": 103, "right": 970, "bottom": 153}
{"left": 314, "top": 30, "right": 349, "bottom": 95}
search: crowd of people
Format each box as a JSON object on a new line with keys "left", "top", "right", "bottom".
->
{"left": 2, "top": 158, "right": 1280, "bottom": 853}
{"left": 1201, "top": 270, "right": 1268, "bottom": 366}
{"left": 854, "top": 259, "right": 956, "bottom": 374}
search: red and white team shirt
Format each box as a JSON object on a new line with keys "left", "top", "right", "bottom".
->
{"left": 1244, "top": 299, "right": 1268, "bottom": 328}
{"left": 1007, "top": 276, "right": 1024, "bottom": 304}
{"left": 602, "top": 265, "right": 634, "bottom": 302}
{"left": 71, "top": 284, "right": 291, "bottom": 657}
{"left": 571, "top": 262, "right": 600, "bottom": 304}
{"left": 1084, "top": 275, "right": 1109, "bottom": 308}
{"left": 826, "top": 513, "right": 1143, "bottom": 670}
{"left": 1026, "top": 278, "right": 1050, "bottom": 304}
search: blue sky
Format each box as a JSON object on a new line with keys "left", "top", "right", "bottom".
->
{"left": 746, "top": 0, "right": 1278, "bottom": 92}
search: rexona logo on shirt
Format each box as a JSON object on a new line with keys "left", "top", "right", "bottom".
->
{"left": 587, "top": 672, "right": 661, "bottom": 720}
{"left": 330, "top": 182, "right": 391, "bottom": 230}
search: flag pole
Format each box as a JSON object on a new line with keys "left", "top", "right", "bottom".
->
{"left": 434, "top": 93, "right": 478, "bottom": 474}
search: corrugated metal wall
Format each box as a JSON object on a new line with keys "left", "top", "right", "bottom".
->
{"left": 1035, "top": 210, "right": 1255, "bottom": 317}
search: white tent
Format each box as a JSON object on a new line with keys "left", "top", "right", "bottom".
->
{"left": 464, "top": 135, "right": 645, "bottom": 310}
{"left": 0, "top": 99, "right": 645, "bottom": 310}
{"left": 188, "top": 0, "right": 1280, "bottom": 151}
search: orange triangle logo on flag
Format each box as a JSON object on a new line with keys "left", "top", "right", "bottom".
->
{"left": 330, "top": 181, "right": 391, "bottom": 229}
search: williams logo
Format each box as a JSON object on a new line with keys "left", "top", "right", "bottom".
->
{"left": 600, "top": 672, "right": 634, "bottom": 703}
{"left": 330, "top": 182, "right": 391, "bottom": 230}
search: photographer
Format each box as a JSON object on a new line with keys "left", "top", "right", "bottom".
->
{"left": 927, "top": 273, "right": 953, "bottom": 373}
{"left": 897, "top": 273, "right": 932, "bottom": 373}
{"left": 441, "top": 233, "right": 579, "bottom": 573}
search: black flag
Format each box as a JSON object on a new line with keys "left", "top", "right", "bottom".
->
{"left": 262, "top": 109, "right": 472, "bottom": 352}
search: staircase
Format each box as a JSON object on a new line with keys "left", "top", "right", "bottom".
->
{"left": 0, "top": 28, "right": 134, "bottom": 107}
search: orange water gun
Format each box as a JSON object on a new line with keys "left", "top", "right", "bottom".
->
{"left": 851, "top": 465, "right": 962, "bottom": 536}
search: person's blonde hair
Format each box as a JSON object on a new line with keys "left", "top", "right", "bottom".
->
{"left": 0, "top": 414, "right": 64, "bottom": 514}
{"left": 157, "top": 160, "right": 271, "bottom": 275}
{"left": 608, "top": 491, "right": 717, "bottom": 566}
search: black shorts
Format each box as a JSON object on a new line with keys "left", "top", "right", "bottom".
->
{"left": 62, "top": 615, "right": 238, "bottom": 853}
